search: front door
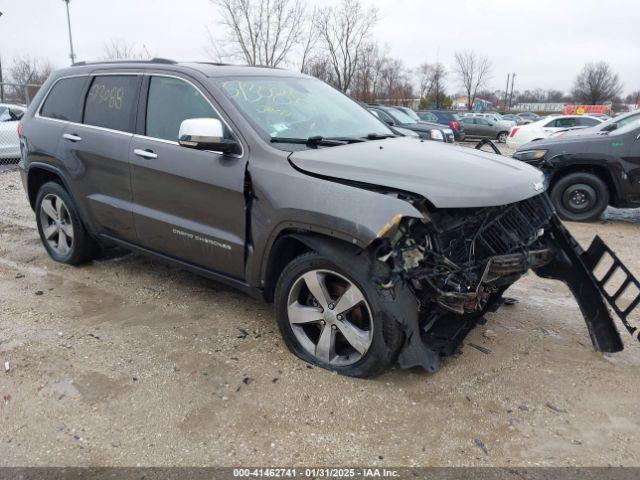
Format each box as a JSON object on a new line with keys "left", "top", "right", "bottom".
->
{"left": 129, "top": 74, "right": 247, "bottom": 279}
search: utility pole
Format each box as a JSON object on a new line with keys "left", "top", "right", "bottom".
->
{"left": 504, "top": 74, "right": 511, "bottom": 111}
{"left": 508, "top": 73, "right": 516, "bottom": 111}
{"left": 62, "top": 0, "right": 76, "bottom": 64}
{"left": 0, "top": 12, "right": 4, "bottom": 103}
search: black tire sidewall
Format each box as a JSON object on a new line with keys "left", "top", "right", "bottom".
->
{"left": 274, "top": 252, "right": 404, "bottom": 378}
{"left": 497, "top": 131, "right": 508, "bottom": 142}
{"left": 35, "top": 181, "right": 93, "bottom": 265}
{"left": 551, "top": 172, "right": 609, "bottom": 222}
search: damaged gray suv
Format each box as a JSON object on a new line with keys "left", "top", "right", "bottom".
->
{"left": 18, "top": 60, "right": 640, "bottom": 378}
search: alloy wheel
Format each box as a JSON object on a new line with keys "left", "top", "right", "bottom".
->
{"left": 286, "top": 269, "right": 373, "bottom": 366}
{"left": 39, "top": 193, "right": 74, "bottom": 256}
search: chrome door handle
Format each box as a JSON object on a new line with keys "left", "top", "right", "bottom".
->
{"left": 134, "top": 149, "right": 158, "bottom": 160}
{"left": 63, "top": 133, "right": 82, "bottom": 142}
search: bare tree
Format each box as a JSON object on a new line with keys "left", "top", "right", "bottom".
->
{"left": 102, "top": 39, "right": 152, "bottom": 60}
{"left": 299, "top": 7, "right": 320, "bottom": 72}
{"left": 453, "top": 50, "right": 492, "bottom": 110}
{"left": 209, "top": 0, "right": 306, "bottom": 67}
{"left": 8, "top": 56, "right": 54, "bottom": 103}
{"left": 572, "top": 62, "right": 623, "bottom": 104}
{"left": 351, "top": 42, "right": 387, "bottom": 103}
{"left": 417, "top": 62, "right": 447, "bottom": 109}
{"left": 625, "top": 90, "right": 640, "bottom": 107}
{"left": 314, "top": 0, "right": 379, "bottom": 92}
{"left": 302, "top": 54, "right": 336, "bottom": 86}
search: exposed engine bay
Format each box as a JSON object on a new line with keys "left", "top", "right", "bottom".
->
{"left": 374, "top": 193, "right": 639, "bottom": 372}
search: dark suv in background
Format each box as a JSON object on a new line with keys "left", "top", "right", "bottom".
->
{"left": 16, "top": 60, "right": 639, "bottom": 378}
{"left": 417, "top": 110, "right": 465, "bottom": 141}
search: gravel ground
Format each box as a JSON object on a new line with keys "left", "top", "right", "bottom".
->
{"left": 1, "top": 169, "right": 640, "bottom": 467}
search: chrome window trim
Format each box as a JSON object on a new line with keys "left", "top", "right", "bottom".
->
{"left": 34, "top": 71, "right": 244, "bottom": 158}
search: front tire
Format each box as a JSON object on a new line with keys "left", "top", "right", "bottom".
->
{"left": 274, "top": 252, "right": 404, "bottom": 378}
{"left": 550, "top": 172, "right": 609, "bottom": 222}
{"left": 35, "top": 181, "right": 98, "bottom": 265}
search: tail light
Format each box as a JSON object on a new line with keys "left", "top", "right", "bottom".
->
{"left": 17, "top": 122, "right": 24, "bottom": 138}
{"left": 449, "top": 121, "right": 460, "bottom": 130}
{"left": 509, "top": 127, "right": 519, "bottom": 138}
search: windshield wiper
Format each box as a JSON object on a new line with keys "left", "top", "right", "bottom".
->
{"left": 365, "top": 133, "right": 396, "bottom": 140}
{"left": 270, "top": 136, "right": 347, "bottom": 147}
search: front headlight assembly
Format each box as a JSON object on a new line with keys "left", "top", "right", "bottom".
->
{"left": 429, "top": 129, "right": 444, "bottom": 141}
{"left": 512, "top": 149, "right": 547, "bottom": 162}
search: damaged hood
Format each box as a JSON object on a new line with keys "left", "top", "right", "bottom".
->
{"left": 289, "top": 137, "right": 546, "bottom": 208}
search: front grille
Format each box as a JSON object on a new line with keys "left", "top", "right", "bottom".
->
{"left": 440, "top": 194, "right": 554, "bottom": 265}
{"left": 476, "top": 194, "right": 554, "bottom": 257}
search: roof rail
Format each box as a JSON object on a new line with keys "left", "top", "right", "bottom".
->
{"left": 72, "top": 58, "right": 177, "bottom": 67}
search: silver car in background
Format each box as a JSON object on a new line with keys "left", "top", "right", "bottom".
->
{"left": 0, "top": 104, "right": 26, "bottom": 160}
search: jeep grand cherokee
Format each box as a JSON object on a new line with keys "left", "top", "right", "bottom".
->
{"left": 17, "top": 60, "right": 640, "bottom": 378}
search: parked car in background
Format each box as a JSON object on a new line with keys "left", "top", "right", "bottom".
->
{"left": 516, "top": 112, "right": 541, "bottom": 124}
{"left": 501, "top": 113, "right": 526, "bottom": 125}
{"left": 467, "top": 112, "right": 516, "bottom": 131}
{"left": 0, "top": 104, "right": 26, "bottom": 160}
{"left": 460, "top": 116, "right": 511, "bottom": 142}
{"left": 550, "top": 110, "right": 640, "bottom": 138}
{"left": 506, "top": 115, "right": 603, "bottom": 149}
{"left": 368, "top": 105, "right": 454, "bottom": 142}
{"left": 513, "top": 116, "right": 640, "bottom": 221}
{"left": 416, "top": 110, "right": 465, "bottom": 141}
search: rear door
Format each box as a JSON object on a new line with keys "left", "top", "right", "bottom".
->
{"left": 60, "top": 73, "right": 141, "bottom": 242}
{"left": 129, "top": 73, "right": 247, "bottom": 279}
{"left": 461, "top": 117, "right": 477, "bottom": 136}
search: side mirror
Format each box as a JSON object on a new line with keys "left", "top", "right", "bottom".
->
{"left": 385, "top": 119, "right": 395, "bottom": 126}
{"left": 178, "top": 118, "right": 238, "bottom": 153}
{"left": 488, "top": 123, "right": 494, "bottom": 127}
{"left": 602, "top": 124, "right": 616, "bottom": 132}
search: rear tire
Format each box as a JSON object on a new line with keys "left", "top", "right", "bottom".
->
{"left": 274, "top": 251, "right": 404, "bottom": 378}
{"left": 35, "top": 181, "right": 98, "bottom": 265}
{"left": 497, "top": 131, "right": 508, "bottom": 143}
{"left": 550, "top": 172, "right": 609, "bottom": 222}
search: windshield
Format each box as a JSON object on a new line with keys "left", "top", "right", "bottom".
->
{"left": 386, "top": 108, "right": 417, "bottom": 124}
{"left": 402, "top": 109, "right": 421, "bottom": 121}
{"left": 215, "top": 76, "right": 392, "bottom": 144}
{"left": 610, "top": 117, "right": 640, "bottom": 136}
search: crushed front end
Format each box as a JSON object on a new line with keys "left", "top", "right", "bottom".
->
{"left": 375, "top": 193, "right": 638, "bottom": 372}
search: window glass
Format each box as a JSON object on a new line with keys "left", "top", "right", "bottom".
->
{"left": 610, "top": 117, "right": 640, "bottom": 136}
{"left": 476, "top": 118, "right": 489, "bottom": 125}
{"left": 84, "top": 75, "right": 139, "bottom": 132}
{"left": 419, "top": 112, "right": 437, "bottom": 122}
{"left": 555, "top": 118, "right": 576, "bottom": 128}
{"left": 146, "top": 76, "right": 218, "bottom": 141}
{"left": 372, "top": 109, "right": 394, "bottom": 124}
{"left": 618, "top": 113, "right": 640, "bottom": 127}
{"left": 578, "top": 117, "right": 600, "bottom": 127}
{"left": 40, "top": 76, "right": 87, "bottom": 122}
{"left": 0, "top": 107, "right": 11, "bottom": 122}
{"left": 217, "top": 76, "right": 392, "bottom": 143}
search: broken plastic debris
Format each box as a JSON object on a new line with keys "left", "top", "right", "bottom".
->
{"left": 376, "top": 214, "right": 403, "bottom": 238}
{"left": 4, "top": 361, "right": 10, "bottom": 373}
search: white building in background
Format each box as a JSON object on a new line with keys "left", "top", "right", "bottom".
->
{"left": 513, "top": 102, "right": 565, "bottom": 112}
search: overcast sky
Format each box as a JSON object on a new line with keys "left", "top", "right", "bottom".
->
{"left": 2, "top": 0, "right": 639, "bottom": 95}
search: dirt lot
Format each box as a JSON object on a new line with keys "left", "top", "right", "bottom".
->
{"left": 1, "top": 168, "right": 640, "bottom": 467}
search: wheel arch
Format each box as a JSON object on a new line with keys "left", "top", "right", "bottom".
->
{"left": 26, "top": 163, "right": 72, "bottom": 210}
{"left": 261, "top": 230, "right": 365, "bottom": 302}
{"left": 548, "top": 162, "right": 618, "bottom": 205}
